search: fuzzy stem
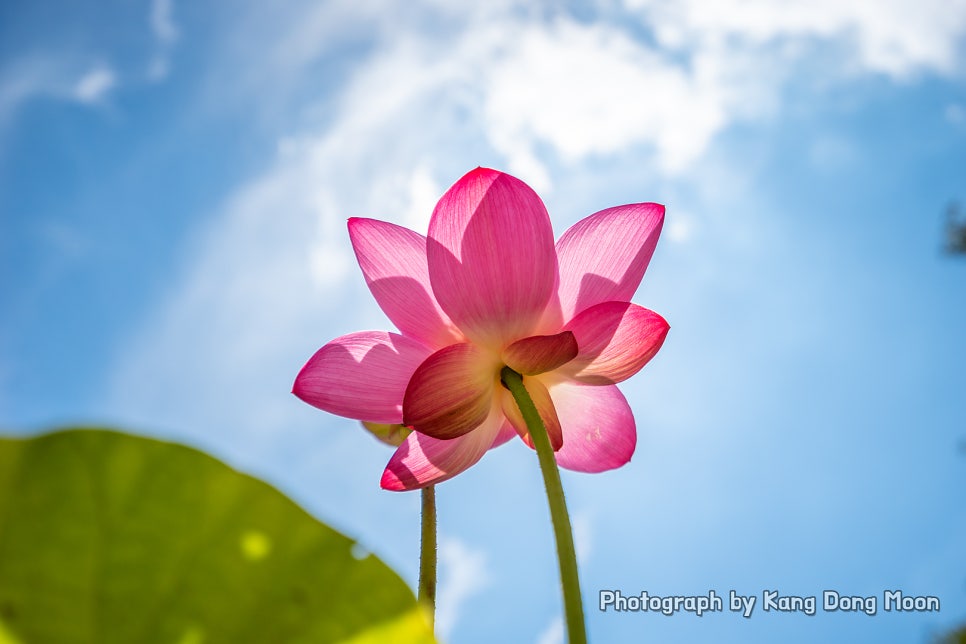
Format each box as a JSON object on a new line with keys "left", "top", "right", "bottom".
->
{"left": 418, "top": 484, "right": 437, "bottom": 628}
{"left": 501, "top": 366, "right": 586, "bottom": 644}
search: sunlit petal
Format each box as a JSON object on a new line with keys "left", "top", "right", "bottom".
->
{"left": 428, "top": 167, "right": 558, "bottom": 347}
{"left": 293, "top": 331, "right": 432, "bottom": 423}
{"left": 563, "top": 301, "right": 669, "bottom": 384}
{"left": 554, "top": 203, "right": 664, "bottom": 324}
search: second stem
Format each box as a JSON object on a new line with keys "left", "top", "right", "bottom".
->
{"left": 419, "top": 484, "right": 437, "bottom": 629}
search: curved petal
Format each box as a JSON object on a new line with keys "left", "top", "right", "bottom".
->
{"left": 548, "top": 381, "right": 636, "bottom": 473}
{"left": 428, "top": 167, "right": 558, "bottom": 348}
{"left": 293, "top": 331, "right": 432, "bottom": 423}
{"left": 502, "top": 331, "right": 578, "bottom": 376}
{"left": 403, "top": 342, "right": 500, "bottom": 440}
{"left": 348, "top": 218, "right": 461, "bottom": 348}
{"left": 500, "top": 378, "right": 563, "bottom": 451}
{"left": 563, "top": 301, "right": 669, "bottom": 384}
{"left": 381, "top": 404, "right": 505, "bottom": 491}
{"left": 490, "top": 418, "right": 518, "bottom": 448}
{"left": 553, "top": 203, "right": 664, "bottom": 324}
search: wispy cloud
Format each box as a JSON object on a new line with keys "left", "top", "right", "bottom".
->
{"left": 571, "top": 511, "right": 593, "bottom": 568}
{"left": 151, "top": 0, "right": 179, "bottom": 44}
{"left": 198, "top": 0, "right": 966, "bottom": 190}
{"left": 0, "top": 57, "right": 116, "bottom": 128}
{"left": 626, "top": 0, "right": 966, "bottom": 78}
{"left": 147, "top": 0, "right": 179, "bottom": 80}
{"left": 436, "top": 537, "right": 490, "bottom": 640}
{"left": 535, "top": 616, "right": 563, "bottom": 644}
{"left": 73, "top": 66, "right": 115, "bottom": 103}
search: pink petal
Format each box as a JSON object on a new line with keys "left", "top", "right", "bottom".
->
{"left": 563, "top": 301, "right": 669, "bottom": 385}
{"left": 427, "top": 167, "right": 558, "bottom": 348}
{"left": 381, "top": 405, "right": 505, "bottom": 490}
{"left": 553, "top": 203, "right": 664, "bottom": 324}
{"left": 490, "top": 418, "right": 518, "bottom": 448}
{"left": 293, "top": 331, "right": 432, "bottom": 423}
{"left": 502, "top": 331, "right": 578, "bottom": 376}
{"left": 348, "top": 218, "right": 462, "bottom": 348}
{"left": 403, "top": 342, "right": 500, "bottom": 440}
{"left": 499, "top": 377, "right": 564, "bottom": 451}
{"left": 548, "top": 381, "right": 636, "bottom": 472}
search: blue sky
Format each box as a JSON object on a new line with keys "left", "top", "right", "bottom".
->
{"left": 2, "top": 0, "right": 966, "bottom": 642}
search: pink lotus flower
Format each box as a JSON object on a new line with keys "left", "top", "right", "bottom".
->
{"left": 294, "top": 168, "right": 669, "bottom": 491}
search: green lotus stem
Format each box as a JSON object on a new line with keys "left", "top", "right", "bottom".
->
{"left": 418, "top": 484, "right": 437, "bottom": 628}
{"left": 501, "top": 366, "right": 586, "bottom": 644}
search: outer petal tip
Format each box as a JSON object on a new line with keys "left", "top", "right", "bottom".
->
{"left": 564, "top": 302, "right": 670, "bottom": 385}
{"left": 427, "top": 167, "right": 557, "bottom": 347}
{"left": 381, "top": 408, "right": 504, "bottom": 490}
{"left": 293, "top": 331, "right": 431, "bottom": 423}
{"left": 380, "top": 467, "right": 408, "bottom": 492}
{"left": 555, "top": 202, "right": 666, "bottom": 322}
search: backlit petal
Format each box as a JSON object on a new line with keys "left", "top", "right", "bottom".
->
{"left": 381, "top": 404, "right": 505, "bottom": 491}
{"left": 428, "top": 167, "right": 557, "bottom": 348}
{"left": 500, "top": 377, "right": 563, "bottom": 451}
{"left": 293, "top": 331, "right": 432, "bottom": 423}
{"left": 502, "top": 331, "right": 578, "bottom": 376}
{"left": 563, "top": 301, "right": 669, "bottom": 384}
{"left": 490, "top": 418, "right": 518, "bottom": 448}
{"left": 403, "top": 342, "right": 499, "bottom": 440}
{"left": 548, "top": 381, "right": 636, "bottom": 472}
{"left": 554, "top": 203, "right": 664, "bottom": 324}
{"left": 348, "top": 218, "right": 461, "bottom": 348}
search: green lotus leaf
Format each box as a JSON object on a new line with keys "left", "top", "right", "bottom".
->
{"left": 0, "top": 428, "right": 435, "bottom": 644}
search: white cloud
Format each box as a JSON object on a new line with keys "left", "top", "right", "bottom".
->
{"left": 147, "top": 0, "right": 179, "bottom": 80}
{"left": 436, "top": 537, "right": 490, "bottom": 640}
{"left": 535, "top": 616, "right": 564, "bottom": 644}
{"left": 626, "top": 0, "right": 966, "bottom": 79}
{"left": 401, "top": 164, "right": 443, "bottom": 234}
{"left": 571, "top": 510, "right": 593, "bottom": 568}
{"left": 665, "top": 211, "right": 695, "bottom": 244}
{"left": 181, "top": 0, "right": 966, "bottom": 199}
{"left": 151, "top": 0, "right": 179, "bottom": 44}
{"left": 483, "top": 20, "right": 728, "bottom": 182}
{"left": 73, "top": 66, "right": 115, "bottom": 103}
{"left": 0, "top": 57, "right": 117, "bottom": 130}
{"left": 194, "top": 4, "right": 738, "bottom": 188}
